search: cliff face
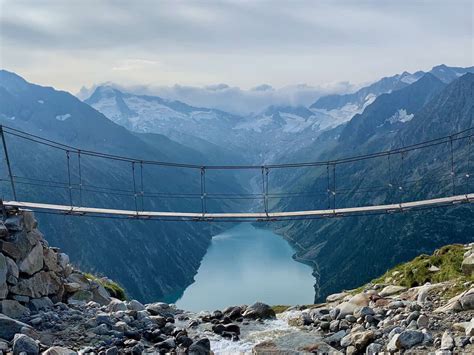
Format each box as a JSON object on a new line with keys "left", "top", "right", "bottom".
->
{"left": 0, "top": 207, "right": 113, "bottom": 319}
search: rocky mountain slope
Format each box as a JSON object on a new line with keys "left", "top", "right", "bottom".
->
{"left": 309, "top": 65, "right": 474, "bottom": 125}
{"left": 0, "top": 70, "right": 244, "bottom": 303}
{"left": 273, "top": 73, "right": 474, "bottom": 302}
{"left": 1, "top": 211, "right": 473, "bottom": 354}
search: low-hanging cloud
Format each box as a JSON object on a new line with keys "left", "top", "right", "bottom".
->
{"left": 77, "top": 80, "right": 356, "bottom": 115}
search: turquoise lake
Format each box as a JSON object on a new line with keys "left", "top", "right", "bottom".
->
{"left": 176, "top": 223, "right": 315, "bottom": 311}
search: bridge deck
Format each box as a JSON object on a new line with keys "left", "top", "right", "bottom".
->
{"left": 3, "top": 193, "right": 473, "bottom": 220}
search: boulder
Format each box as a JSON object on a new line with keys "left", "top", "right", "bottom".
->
{"left": 366, "top": 342, "right": 383, "bottom": 354}
{"left": 440, "top": 331, "right": 454, "bottom": 350}
{"left": 5, "top": 215, "right": 23, "bottom": 231}
{"left": 10, "top": 271, "right": 61, "bottom": 298}
{"left": 351, "top": 330, "right": 374, "bottom": 350}
{"left": 395, "top": 330, "right": 424, "bottom": 349}
{"left": 326, "top": 292, "right": 349, "bottom": 303}
{"left": 188, "top": 338, "right": 210, "bottom": 354}
{"left": 0, "top": 281, "right": 8, "bottom": 299}
{"left": 0, "top": 221, "right": 9, "bottom": 238}
{"left": 19, "top": 242, "right": 44, "bottom": 276}
{"left": 43, "top": 248, "right": 59, "bottom": 272}
{"left": 6, "top": 255, "right": 19, "bottom": 280}
{"left": 109, "top": 298, "right": 128, "bottom": 312}
{"left": 146, "top": 302, "right": 170, "bottom": 315}
{"left": 68, "top": 290, "right": 93, "bottom": 305}
{"left": 0, "top": 253, "right": 7, "bottom": 285}
{"left": 90, "top": 282, "right": 111, "bottom": 305}
{"left": 242, "top": 302, "right": 276, "bottom": 319}
{"left": 379, "top": 285, "right": 406, "bottom": 297}
{"left": 29, "top": 297, "right": 53, "bottom": 312}
{"left": 64, "top": 282, "right": 81, "bottom": 293}
{"left": 0, "top": 314, "right": 31, "bottom": 340}
{"left": 128, "top": 299, "right": 145, "bottom": 311}
{"left": 459, "top": 288, "right": 474, "bottom": 310}
{"left": 324, "top": 330, "right": 346, "bottom": 345}
{"left": 462, "top": 255, "right": 474, "bottom": 275}
{"left": 12, "top": 333, "right": 39, "bottom": 355}
{"left": 57, "top": 253, "right": 69, "bottom": 270}
{"left": 1, "top": 299, "right": 31, "bottom": 318}
{"left": 43, "top": 347, "right": 77, "bottom": 355}
{"left": 22, "top": 211, "right": 37, "bottom": 232}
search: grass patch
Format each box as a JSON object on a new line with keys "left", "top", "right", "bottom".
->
{"left": 272, "top": 305, "right": 291, "bottom": 314}
{"left": 85, "top": 273, "right": 127, "bottom": 301}
{"left": 362, "top": 244, "right": 473, "bottom": 299}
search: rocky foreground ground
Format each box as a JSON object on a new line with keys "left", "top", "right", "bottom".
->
{"left": 1, "top": 209, "right": 473, "bottom": 354}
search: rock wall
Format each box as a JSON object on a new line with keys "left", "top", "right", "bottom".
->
{"left": 0, "top": 208, "right": 111, "bottom": 320}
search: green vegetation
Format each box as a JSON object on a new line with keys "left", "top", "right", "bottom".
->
{"left": 366, "top": 244, "right": 473, "bottom": 299}
{"left": 85, "top": 273, "right": 127, "bottom": 301}
{"left": 272, "top": 305, "right": 291, "bottom": 314}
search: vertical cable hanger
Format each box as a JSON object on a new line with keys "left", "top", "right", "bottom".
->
{"left": 261, "top": 167, "right": 268, "bottom": 217}
{"left": 399, "top": 151, "right": 405, "bottom": 205}
{"left": 131, "top": 162, "right": 138, "bottom": 215}
{"left": 467, "top": 135, "right": 472, "bottom": 194}
{"left": 388, "top": 152, "right": 393, "bottom": 203}
{"left": 326, "top": 163, "right": 331, "bottom": 209}
{"left": 140, "top": 161, "right": 144, "bottom": 211}
{"left": 332, "top": 163, "right": 336, "bottom": 211}
{"left": 77, "top": 150, "right": 83, "bottom": 207}
{"left": 265, "top": 167, "right": 270, "bottom": 215}
{"left": 450, "top": 136, "right": 455, "bottom": 196}
{"left": 200, "top": 167, "right": 207, "bottom": 217}
{"left": 66, "top": 150, "right": 73, "bottom": 208}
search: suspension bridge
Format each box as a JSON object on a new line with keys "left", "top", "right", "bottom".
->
{"left": 0, "top": 125, "right": 472, "bottom": 222}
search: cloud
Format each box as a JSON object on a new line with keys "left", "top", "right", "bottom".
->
{"left": 77, "top": 80, "right": 356, "bottom": 115}
{"left": 0, "top": 0, "right": 472, "bottom": 95}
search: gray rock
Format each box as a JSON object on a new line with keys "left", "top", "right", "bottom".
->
{"left": 0, "top": 314, "right": 31, "bottom": 341}
{"left": 462, "top": 255, "right": 474, "bottom": 275}
{"left": 90, "top": 282, "right": 111, "bottom": 306}
{"left": 10, "top": 271, "right": 61, "bottom": 298}
{"left": 1, "top": 300, "right": 31, "bottom": 318}
{"left": 108, "top": 299, "right": 127, "bottom": 312}
{"left": 6, "top": 256, "right": 19, "bottom": 280}
{"left": 365, "top": 342, "right": 383, "bottom": 354}
{"left": 0, "top": 253, "right": 7, "bottom": 285}
{"left": 396, "top": 330, "right": 424, "bottom": 349}
{"left": 105, "top": 347, "right": 118, "bottom": 355}
{"left": 440, "top": 331, "right": 454, "bottom": 350}
{"left": 12, "top": 333, "right": 38, "bottom": 355}
{"left": 354, "top": 306, "right": 374, "bottom": 318}
{"left": 28, "top": 297, "right": 53, "bottom": 312}
{"left": 21, "top": 212, "right": 37, "bottom": 232}
{"left": 387, "top": 333, "right": 400, "bottom": 352}
{"left": 324, "top": 330, "right": 346, "bottom": 345}
{"left": 460, "top": 288, "right": 474, "bottom": 310}
{"left": 43, "top": 249, "right": 59, "bottom": 272}
{"left": 68, "top": 290, "right": 93, "bottom": 305}
{"left": 91, "top": 324, "right": 110, "bottom": 335}
{"left": 242, "top": 302, "right": 276, "bottom": 319}
{"left": 127, "top": 299, "right": 145, "bottom": 311}
{"left": 0, "top": 280, "right": 7, "bottom": 299}
{"left": 19, "top": 241, "right": 43, "bottom": 275}
{"left": 57, "top": 253, "right": 69, "bottom": 270}
{"left": 379, "top": 285, "right": 406, "bottom": 297}
{"left": 42, "top": 347, "right": 77, "bottom": 355}
{"left": 417, "top": 314, "right": 429, "bottom": 328}
{"left": 188, "top": 338, "right": 210, "bottom": 354}
{"left": 0, "top": 222, "right": 9, "bottom": 238}
{"left": 5, "top": 215, "right": 23, "bottom": 231}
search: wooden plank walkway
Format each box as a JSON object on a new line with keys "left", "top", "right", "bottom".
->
{"left": 3, "top": 193, "right": 473, "bottom": 220}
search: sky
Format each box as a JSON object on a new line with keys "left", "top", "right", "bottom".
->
{"left": 0, "top": 0, "right": 473, "bottom": 112}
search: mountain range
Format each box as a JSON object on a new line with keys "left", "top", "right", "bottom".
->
{"left": 0, "top": 64, "right": 472, "bottom": 304}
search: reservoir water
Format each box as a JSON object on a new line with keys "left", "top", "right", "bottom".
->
{"left": 176, "top": 223, "right": 315, "bottom": 311}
